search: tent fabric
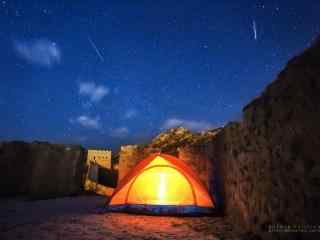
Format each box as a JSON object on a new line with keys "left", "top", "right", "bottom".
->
{"left": 108, "top": 153, "right": 215, "bottom": 215}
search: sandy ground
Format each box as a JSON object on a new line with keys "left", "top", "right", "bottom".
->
{"left": 0, "top": 196, "right": 244, "bottom": 240}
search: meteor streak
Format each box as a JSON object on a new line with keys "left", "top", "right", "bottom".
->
{"left": 88, "top": 36, "right": 104, "bottom": 62}
{"left": 253, "top": 20, "right": 257, "bottom": 40}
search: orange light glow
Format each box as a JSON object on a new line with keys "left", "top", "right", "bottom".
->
{"left": 109, "top": 154, "right": 214, "bottom": 208}
{"left": 127, "top": 166, "right": 194, "bottom": 205}
{"left": 158, "top": 173, "right": 166, "bottom": 203}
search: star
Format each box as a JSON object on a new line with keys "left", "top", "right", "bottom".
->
{"left": 15, "top": 10, "right": 21, "bottom": 17}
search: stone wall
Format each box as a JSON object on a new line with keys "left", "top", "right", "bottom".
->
{"left": 28, "top": 142, "right": 86, "bottom": 198}
{"left": 0, "top": 141, "right": 86, "bottom": 198}
{"left": 0, "top": 141, "right": 32, "bottom": 196}
{"left": 178, "top": 140, "right": 226, "bottom": 212}
{"left": 178, "top": 143, "right": 214, "bottom": 190}
{"left": 118, "top": 145, "right": 147, "bottom": 182}
{"left": 212, "top": 39, "right": 320, "bottom": 238}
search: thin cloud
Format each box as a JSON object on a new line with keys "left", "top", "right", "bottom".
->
{"left": 79, "top": 82, "right": 109, "bottom": 102}
{"left": 75, "top": 136, "right": 88, "bottom": 142}
{"left": 162, "top": 118, "right": 213, "bottom": 131}
{"left": 124, "top": 109, "right": 138, "bottom": 119}
{"left": 110, "top": 127, "right": 129, "bottom": 138}
{"left": 14, "top": 39, "right": 61, "bottom": 67}
{"left": 70, "top": 115, "right": 101, "bottom": 129}
{"left": 113, "top": 87, "right": 120, "bottom": 95}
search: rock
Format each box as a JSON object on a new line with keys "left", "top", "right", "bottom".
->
{"left": 150, "top": 127, "right": 221, "bottom": 156}
{"left": 150, "top": 127, "right": 194, "bottom": 155}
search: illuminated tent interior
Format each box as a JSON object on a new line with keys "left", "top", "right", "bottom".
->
{"left": 108, "top": 153, "right": 215, "bottom": 215}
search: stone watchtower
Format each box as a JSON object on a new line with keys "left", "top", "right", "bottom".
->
{"left": 86, "top": 149, "right": 112, "bottom": 169}
{"left": 84, "top": 149, "right": 113, "bottom": 195}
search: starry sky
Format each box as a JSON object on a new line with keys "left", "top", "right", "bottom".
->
{"left": 0, "top": 1, "right": 319, "bottom": 150}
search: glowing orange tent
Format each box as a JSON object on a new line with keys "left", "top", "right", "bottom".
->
{"left": 108, "top": 153, "right": 215, "bottom": 215}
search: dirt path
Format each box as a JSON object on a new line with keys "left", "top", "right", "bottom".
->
{"left": 0, "top": 196, "right": 243, "bottom": 240}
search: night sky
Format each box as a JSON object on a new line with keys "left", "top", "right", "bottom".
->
{"left": 0, "top": 1, "right": 319, "bottom": 150}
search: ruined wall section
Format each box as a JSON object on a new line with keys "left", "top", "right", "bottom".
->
{"left": 214, "top": 39, "right": 320, "bottom": 238}
{"left": 0, "top": 141, "right": 86, "bottom": 198}
{"left": 118, "top": 145, "right": 147, "bottom": 182}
